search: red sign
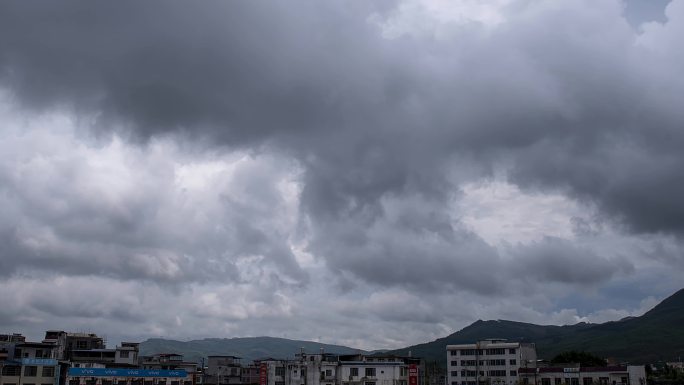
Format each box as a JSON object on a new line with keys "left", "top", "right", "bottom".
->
{"left": 409, "top": 364, "right": 418, "bottom": 385}
{"left": 260, "top": 364, "right": 268, "bottom": 385}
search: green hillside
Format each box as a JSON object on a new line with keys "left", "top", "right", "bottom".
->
{"left": 140, "top": 288, "right": 684, "bottom": 367}
{"left": 140, "top": 336, "right": 368, "bottom": 364}
{"left": 386, "top": 288, "right": 684, "bottom": 366}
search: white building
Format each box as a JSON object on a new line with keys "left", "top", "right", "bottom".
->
{"left": 337, "top": 354, "right": 418, "bottom": 385}
{"left": 518, "top": 365, "right": 646, "bottom": 385}
{"left": 446, "top": 340, "right": 537, "bottom": 385}
{"left": 257, "top": 353, "right": 420, "bottom": 385}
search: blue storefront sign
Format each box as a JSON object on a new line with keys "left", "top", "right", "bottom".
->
{"left": 22, "top": 358, "right": 58, "bottom": 366}
{"left": 68, "top": 368, "right": 187, "bottom": 378}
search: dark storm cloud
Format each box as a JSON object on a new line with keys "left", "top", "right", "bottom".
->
{"left": 1, "top": 0, "right": 684, "bottom": 295}
{"left": 509, "top": 237, "right": 634, "bottom": 285}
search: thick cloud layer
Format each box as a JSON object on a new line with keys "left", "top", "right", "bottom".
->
{"left": 1, "top": 0, "right": 683, "bottom": 348}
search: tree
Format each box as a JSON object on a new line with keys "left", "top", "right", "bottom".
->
{"left": 550, "top": 351, "right": 607, "bottom": 367}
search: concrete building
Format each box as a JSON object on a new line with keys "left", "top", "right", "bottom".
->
{"left": 141, "top": 354, "right": 200, "bottom": 385}
{"left": 254, "top": 352, "right": 420, "bottom": 385}
{"left": 205, "top": 356, "right": 242, "bottom": 385}
{"left": 64, "top": 366, "right": 193, "bottom": 385}
{"left": 71, "top": 343, "right": 139, "bottom": 368}
{"left": 42, "top": 331, "right": 105, "bottom": 361}
{"left": 0, "top": 339, "right": 60, "bottom": 385}
{"left": 446, "top": 340, "right": 537, "bottom": 385}
{"left": 518, "top": 365, "right": 646, "bottom": 385}
{"left": 338, "top": 354, "right": 419, "bottom": 385}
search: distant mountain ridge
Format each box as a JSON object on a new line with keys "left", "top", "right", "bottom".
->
{"left": 386, "top": 288, "right": 684, "bottom": 366}
{"left": 140, "top": 288, "right": 684, "bottom": 366}
{"left": 140, "top": 336, "right": 368, "bottom": 364}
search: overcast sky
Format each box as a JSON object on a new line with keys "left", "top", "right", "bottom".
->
{"left": 1, "top": 0, "right": 683, "bottom": 351}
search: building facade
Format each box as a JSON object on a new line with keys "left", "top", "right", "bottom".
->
{"left": 446, "top": 340, "right": 537, "bottom": 385}
{"left": 518, "top": 366, "right": 646, "bottom": 385}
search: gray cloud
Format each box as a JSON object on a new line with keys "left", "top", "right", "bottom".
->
{"left": 2, "top": 0, "right": 682, "bottom": 242}
{"left": 1, "top": 0, "right": 684, "bottom": 348}
{"left": 508, "top": 237, "right": 634, "bottom": 285}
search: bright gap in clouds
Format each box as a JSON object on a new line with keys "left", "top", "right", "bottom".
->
{"left": 458, "top": 180, "right": 584, "bottom": 246}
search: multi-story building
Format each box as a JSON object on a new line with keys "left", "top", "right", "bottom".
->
{"left": 252, "top": 353, "right": 420, "bottom": 385}
{"left": 338, "top": 354, "right": 419, "bottom": 385}
{"left": 446, "top": 340, "right": 537, "bottom": 385}
{"left": 518, "top": 365, "right": 646, "bottom": 385}
{"left": 42, "top": 331, "right": 105, "bottom": 361}
{"left": 71, "top": 343, "right": 139, "bottom": 368}
{"left": 205, "top": 356, "right": 242, "bottom": 385}
{"left": 141, "top": 354, "right": 200, "bottom": 385}
{"left": 65, "top": 366, "right": 192, "bottom": 385}
{"left": 239, "top": 363, "right": 260, "bottom": 385}
{"left": 0, "top": 338, "right": 60, "bottom": 385}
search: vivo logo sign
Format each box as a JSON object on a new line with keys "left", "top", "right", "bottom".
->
{"left": 68, "top": 368, "right": 187, "bottom": 378}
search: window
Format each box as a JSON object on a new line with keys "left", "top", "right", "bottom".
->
{"left": 452, "top": 361, "right": 458, "bottom": 367}
{"left": 510, "top": 360, "right": 516, "bottom": 366}
{"left": 35, "top": 350, "right": 44, "bottom": 358}
{"left": 452, "top": 372, "right": 458, "bottom": 377}
{"left": 15, "top": 348, "right": 23, "bottom": 357}
{"left": 555, "top": 379, "right": 561, "bottom": 385}
{"left": 77, "top": 341, "right": 88, "bottom": 349}
{"left": 25, "top": 366, "right": 38, "bottom": 377}
{"left": 326, "top": 370, "right": 332, "bottom": 377}
{"left": 451, "top": 351, "right": 458, "bottom": 356}
{"left": 275, "top": 367, "right": 285, "bottom": 376}
{"left": 3, "top": 366, "right": 22, "bottom": 376}
{"left": 69, "top": 380, "right": 80, "bottom": 385}
{"left": 365, "top": 368, "right": 376, "bottom": 377}
{"left": 184, "top": 381, "right": 192, "bottom": 385}
{"left": 102, "top": 381, "right": 112, "bottom": 385}
{"left": 487, "top": 359, "right": 506, "bottom": 366}
{"left": 509, "top": 349, "right": 516, "bottom": 355}
{"left": 542, "top": 379, "right": 551, "bottom": 385}
{"left": 42, "top": 367, "right": 55, "bottom": 377}
{"left": 461, "top": 350, "right": 476, "bottom": 356}
{"left": 120, "top": 351, "right": 130, "bottom": 358}
{"left": 510, "top": 371, "right": 517, "bottom": 377}
{"left": 583, "top": 379, "right": 593, "bottom": 385}
{"left": 144, "top": 381, "right": 153, "bottom": 385}
{"left": 366, "top": 382, "right": 376, "bottom": 385}
{"left": 487, "top": 371, "right": 506, "bottom": 377}
{"left": 486, "top": 349, "right": 506, "bottom": 355}
{"left": 351, "top": 368, "right": 359, "bottom": 377}
{"left": 620, "top": 378, "right": 628, "bottom": 384}
{"left": 571, "top": 378, "right": 579, "bottom": 385}
{"left": 401, "top": 367, "right": 408, "bottom": 376}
